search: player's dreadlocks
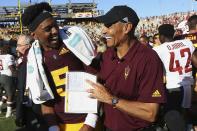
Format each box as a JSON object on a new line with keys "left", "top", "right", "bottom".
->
{"left": 22, "top": 2, "right": 53, "bottom": 32}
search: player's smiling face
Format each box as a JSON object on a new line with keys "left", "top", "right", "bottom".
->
{"left": 32, "top": 17, "right": 61, "bottom": 50}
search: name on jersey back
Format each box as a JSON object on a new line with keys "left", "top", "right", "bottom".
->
{"left": 166, "top": 42, "right": 186, "bottom": 50}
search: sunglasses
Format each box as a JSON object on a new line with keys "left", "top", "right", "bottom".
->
{"left": 104, "top": 17, "right": 129, "bottom": 28}
{"left": 104, "top": 22, "right": 115, "bottom": 28}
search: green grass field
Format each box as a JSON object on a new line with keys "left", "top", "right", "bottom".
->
{"left": 0, "top": 115, "right": 16, "bottom": 131}
{"left": 0, "top": 104, "right": 17, "bottom": 131}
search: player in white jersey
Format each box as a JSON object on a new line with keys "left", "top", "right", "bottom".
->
{"left": 154, "top": 24, "right": 195, "bottom": 131}
{"left": 154, "top": 39, "right": 194, "bottom": 91}
{"left": 0, "top": 54, "right": 15, "bottom": 76}
{"left": 0, "top": 47, "right": 16, "bottom": 118}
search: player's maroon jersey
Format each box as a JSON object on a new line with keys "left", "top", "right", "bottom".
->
{"left": 183, "top": 32, "right": 197, "bottom": 47}
{"left": 43, "top": 44, "right": 87, "bottom": 124}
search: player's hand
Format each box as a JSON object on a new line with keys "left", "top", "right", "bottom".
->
{"left": 86, "top": 80, "right": 113, "bottom": 104}
{"left": 79, "top": 124, "right": 94, "bottom": 131}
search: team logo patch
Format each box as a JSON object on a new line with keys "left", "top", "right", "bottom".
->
{"left": 59, "top": 47, "right": 69, "bottom": 55}
{"left": 152, "top": 90, "right": 161, "bottom": 97}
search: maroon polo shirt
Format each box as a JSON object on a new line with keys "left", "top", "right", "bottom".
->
{"left": 100, "top": 40, "right": 166, "bottom": 131}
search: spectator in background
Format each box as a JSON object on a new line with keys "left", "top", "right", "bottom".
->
{"left": 96, "top": 36, "right": 107, "bottom": 53}
{"left": 139, "top": 35, "right": 153, "bottom": 48}
{"left": 153, "top": 33, "right": 161, "bottom": 47}
{"left": 0, "top": 46, "right": 16, "bottom": 118}
{"left": 15, "top": 34, "right": 48, "bottom": 131}
{"left": 87, "top": 5, "right": 166, "bottom": 131}
{"left": 149, "top": 35, "right": 154, "bottom": 45}
{"left": 174, "top": 28, "right": 183, "bottom": 38}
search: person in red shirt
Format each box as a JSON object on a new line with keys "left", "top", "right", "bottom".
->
{"left": 87, "top": 5, "right": 166, "bottom": 131}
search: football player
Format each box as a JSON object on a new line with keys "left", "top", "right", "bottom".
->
{"left": 0, "top": 46, "right": 16, "bottom": 118}
{"left": 21, "top": 2, "right": 98, "bottom": 131}
{"left": 154, "top": 24, "right": 195, "bottom": 131}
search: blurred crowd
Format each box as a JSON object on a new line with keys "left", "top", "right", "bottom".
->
{"left": 136, "top": 11, "right": 197, "bottom": 37}
{"left": 0, "top": 11, "right": 196, "bottom": 54}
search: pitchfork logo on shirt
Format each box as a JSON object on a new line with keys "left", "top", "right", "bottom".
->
{"left": 124, "top": 65, "right": 130, "bottom": 80}
{"left": 59, "top": 47, "right": 70, "bottom": 55}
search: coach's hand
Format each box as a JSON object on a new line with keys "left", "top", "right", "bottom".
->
{"left": 79, "top": 124, "right": 94, "bottom": 131}
{"left": 86, "top": 80, "right": 113, "bottom": 105}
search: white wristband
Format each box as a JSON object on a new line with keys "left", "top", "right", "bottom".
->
{"left": 49, "top": 125, "right": 60, "bottom": 131}
{"left": 84, "top": 113, "right": 98, "bottom": 128}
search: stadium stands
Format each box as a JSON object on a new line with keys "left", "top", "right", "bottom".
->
{"left": 0, "top": 2, "right": 196, "bottom": 54}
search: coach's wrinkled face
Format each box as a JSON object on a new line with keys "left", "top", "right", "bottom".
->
{"left": 32, "top": 17, "right": 61, "bottom": 50}
{"left": 102, "top": 21, "right": 132, "bottom": 48}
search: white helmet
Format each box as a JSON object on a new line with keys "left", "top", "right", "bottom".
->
{"left": 177, "top": 20, "right": 189, "bottom": 34}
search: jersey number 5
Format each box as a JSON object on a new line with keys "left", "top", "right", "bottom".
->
{"left": 169, "top": 48, "right": 192, "bottom": 75}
